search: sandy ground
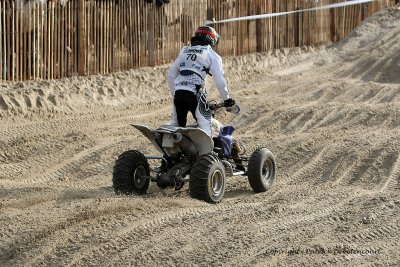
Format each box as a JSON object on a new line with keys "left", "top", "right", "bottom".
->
{"left": 1, "top": 8, "right": 400, "bottom": 267}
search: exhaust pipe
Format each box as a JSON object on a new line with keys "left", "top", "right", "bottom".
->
{"left": 172, "top": 133, "right": 198, "bottom": 156}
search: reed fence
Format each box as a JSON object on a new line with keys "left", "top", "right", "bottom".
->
{"left": 0, "top": 0, "right": 395, "bottom": 81}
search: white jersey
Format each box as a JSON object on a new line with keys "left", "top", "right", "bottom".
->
{"left": 167, "top": 45, "right": 230, "bottom": 100}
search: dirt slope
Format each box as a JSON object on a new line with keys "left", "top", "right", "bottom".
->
{"left": 1, "top": 8, "right": 399, "bottom": 267}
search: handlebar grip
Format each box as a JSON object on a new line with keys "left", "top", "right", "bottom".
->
{"left": 209, "top": 102, "right": 225, "bottom": 110}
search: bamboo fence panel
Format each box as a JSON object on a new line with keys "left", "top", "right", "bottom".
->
{"left": 10, "top": 1, "right": 13, "bottom": 80}
{"left": 0, "top": 1, "right": 2, "bottom": 79}
{"left": 16, "top": 1, "right": 19, "bottom": 80}
{"left": 15, "top": 0, "right": 18, "bottom": 79}
{"left": 0, "top": 0, "right": 395, "bottom": 81}
{"left": 5, "top": 1, "right": 9, "bottom": 80}
{"left": 4, "top": 1, "right": 6, "bottom": 80}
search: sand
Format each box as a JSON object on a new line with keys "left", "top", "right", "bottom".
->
{"left": 1, "top": 8, "right": 399, "bottom": 267}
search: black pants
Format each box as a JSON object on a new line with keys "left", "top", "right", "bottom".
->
{"left": 174, "top": 90, "right": 198, "bottom": 127}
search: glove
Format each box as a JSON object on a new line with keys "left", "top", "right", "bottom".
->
{"left": 224, "top": 98, "right": 235, "bottom": 107}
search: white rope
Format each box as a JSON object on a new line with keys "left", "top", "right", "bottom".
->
{"left": 205, "top": 0, "right": 373, "bottom": 25}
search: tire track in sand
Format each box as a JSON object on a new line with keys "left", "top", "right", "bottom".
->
{"left": 0, "top": 106, "right": 170, "bottom": 181}
{"left": 0, "top": 104, "right": 170, "bottom": 142}
{"left": 280, "top": 146, "right": 330, "bottom": 184}
{"left": 0, "top": 139, "right": 129, "bottom": 188}
{"left": 380, "top": 152, "right": 400, "bottom": 192}
{"left": 22, "top": 201, "right": 263, "bottom": 267}
{"left": 313, "top": 213, "right": 399, "bottom": 266}
{"left": 0, "top": 199, "right": 152, "bottom": 264}
{"left": 229, "top": 189, "right": 377, "bottom": 266}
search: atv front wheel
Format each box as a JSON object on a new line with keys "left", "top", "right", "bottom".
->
{"left": 189, "top": 154, "right": 226, "bottom": 203}
{"left": 247, "top": 148, "right": 276, "bottom": 192}
{"left": 113, "top": 150, "right": 150, "bottom": 195}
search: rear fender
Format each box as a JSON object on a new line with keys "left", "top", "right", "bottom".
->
{"left": 130, "top": 124, "right": 164, "bottom": 154}
{"left": 131, "top": 124, "right": 213, "bottom": 156}
{"left": 177, "top": 127, "right": 213, "bottom": 155}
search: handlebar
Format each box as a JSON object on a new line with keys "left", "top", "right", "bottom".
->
{"left": 209, "top": 101, "right": 226, "bottom": 111}
{"left": 208, "top": 101, "right": 240, "bottom": 114}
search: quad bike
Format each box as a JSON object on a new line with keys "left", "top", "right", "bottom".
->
{"left": 112, "top": 101, "right": 276, "bottom": 203}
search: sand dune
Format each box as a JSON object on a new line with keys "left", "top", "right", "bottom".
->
{"left": 1, "top": 8, "right": 399, "bottom": 267}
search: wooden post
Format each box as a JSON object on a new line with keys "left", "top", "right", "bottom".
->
{"left": 148, "top": 0, "right": 155, "bottom": 66}
{"left": 0, "top": 1, "right": 3, "bottom": 80}
{"left": 50, "top": 2, "right": 54, "bottom": 79}
{"left": 61, "top": 3, "right": 65, "bottom": 78}
{"left": 6, "top": 0, "right": 9, "bottom": 80}
{"left": 78, "top": 0, "right": 85, "bottom": 76}
{"left": 256, "top": 3, "right": 263, "bottom": 52}
{"left": 47, "top": 2, "right": 52, "bottom": 79}
{"left": 94, "top": 0, "right": 98, "bottom": 74}
{"left": 116, "top": 0, "right": 119, "bottom": 70}
{"left": 107, "top": 0, "right": 111, "bottom": 72}
{"left": 43, "top": 3, "right": 47, "bottom": 79}
{"left": 39, "top": 3, "right": 42, "bottom": 79}
{"left": 127, "top": 0, "right": 132, "bottom": 69}
{"left": 57, "top": 3, "right": 60, "bottom": 79}
{"left": 67, "top": 0, "right": 71, "bottom": 77}
{"left": 28, "top": 1, "right": 32, "bottom": 80}
{"left": 16, "top": 1, "right": 19, "bottom": 80}
{"left": 99, "top": 1, "right": 103, "bottom": 73}
{"left": 19, "top": 2, "right": 23, "bottom": 81}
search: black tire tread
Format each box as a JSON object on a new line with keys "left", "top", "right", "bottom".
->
{"left": 247, "top": 147, "right": 276, "bottom": 193}
{"left": 112, "top": 150, "right": 150, "bottom": 195}
{"left": 189, "top": 153, "right": 224, "bottom": 203}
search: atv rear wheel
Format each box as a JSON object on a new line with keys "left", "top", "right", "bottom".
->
{"left": 189, "top": 154, "right": 226, "bottom": 203}
{"left": 113, "top": 150, "right": 150, "bottom": 195}
{"left": 247, "top": 148, "right": 276, "bottom": 192}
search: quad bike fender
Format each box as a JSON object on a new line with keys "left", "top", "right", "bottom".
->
{"left": 178, "top": 127, "right": 213, "bottom": 155}
{"left": 131, "top": 124, "right": 213, "bottom": 156}
{"left": 130, "top": 124, "right": 164, "bottom": 154}
{"left": 155, "top": 125, "right": 213, "bottom": 155}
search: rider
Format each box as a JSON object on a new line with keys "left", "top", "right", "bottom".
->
{"left": 167, "top": 26, "right": 235, "bottom": 137}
